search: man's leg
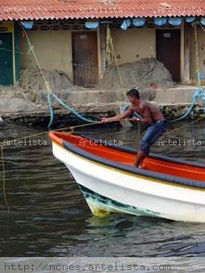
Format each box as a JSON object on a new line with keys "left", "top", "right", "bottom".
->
{"left": 134, "top": 125, "right": 154, "bottom": 167}
{"left": 134, "top": 150, "right": 146, "bottom": 167}
{"left": 134, "top": 121, "right": 167, "bottom": 168}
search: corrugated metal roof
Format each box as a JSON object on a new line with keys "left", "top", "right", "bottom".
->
{"left": 0, "top": 0, "right": 205, "bottom": 21}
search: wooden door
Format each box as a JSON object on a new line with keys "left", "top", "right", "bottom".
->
{"left": 72, "top": 31, "right": 98, "bottom": 87}
{"left": 0, "top": 33, "right": 13, "bottom": 85}
{"left": 156, "top": 29, "right": 180, "bottom": 82}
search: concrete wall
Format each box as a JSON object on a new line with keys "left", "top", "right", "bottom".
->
{"left": 111, "top": 28, "right": 156, "bottom": 64}
{"left": 20, "top": 30, "right": 73, "bottom": 81}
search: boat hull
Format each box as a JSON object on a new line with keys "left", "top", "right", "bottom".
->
{"left": 52, "top": 142, "right": 205, "bottom": 222}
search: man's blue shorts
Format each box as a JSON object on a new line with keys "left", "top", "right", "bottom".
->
{"left": 138, "top": 120, "right": 167, "bottom": 154}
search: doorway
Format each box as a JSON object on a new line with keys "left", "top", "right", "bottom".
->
{"left": 156, "top": 29, "right": 180, "bottom": 82}
{"left": 72, "top": 31, "right": 98, "bottom": 87}
{"left": 0, "top": 32, "right": 13, "bottom": 85}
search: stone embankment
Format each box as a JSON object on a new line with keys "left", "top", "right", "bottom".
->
{"left": 0, "top": 85, "right": 204, "bottom": 127}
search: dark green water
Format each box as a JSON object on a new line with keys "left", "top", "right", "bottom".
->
{"left": 0, "top": 120, "right": 205, "bottom": 257}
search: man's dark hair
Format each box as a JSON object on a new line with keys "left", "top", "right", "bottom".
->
{"left": 126, "top": 89, "right": 140, "bottom": 99}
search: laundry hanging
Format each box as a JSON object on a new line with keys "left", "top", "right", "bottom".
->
{"left": 20, "top": 21, "right": 34, "bottom": 29}
{"left": 85, "top": 21, "right": 99, "bottom": 29}
{"left": 132, "top": 18, "right": 146, "bottom": 27}
{"left": 168, "top": 17, "right": 183, "bottom": 26}
{"left": 185, "top": 17, "right": 195, "bottom": 23}
{"left": 120, "top": 19, "right": 131, "bottom": 30}
{"left": 154, "top": 17, "right": 167, "bottom": 26}
{"left": 200, "top": 17, "right": 205, "bottom": 26}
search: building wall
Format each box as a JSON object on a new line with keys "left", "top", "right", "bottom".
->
{"left": 19, "top": 25, "right": 204, "bottom": 85}
{"left": 111, "top": 28, "right": 156, "bottom": 64}
{"left": 190, "top": 26, "right": 205, "bottom": 84}
{"left": 19, "top": 27, "right": 156, "bottom": 85}
{"left": 198, "top": 28, "right": 205, "bottom": 82}
{"left": 20, "top": 30, "right": 73, "bottom": 81}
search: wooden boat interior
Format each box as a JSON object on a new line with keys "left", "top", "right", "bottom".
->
{"left": 51, "top": 132, "right": 205, "bottom": 182}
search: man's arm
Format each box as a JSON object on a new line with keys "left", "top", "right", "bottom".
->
{"left": 101, "top": 107, "right": 133, "bottom": 123}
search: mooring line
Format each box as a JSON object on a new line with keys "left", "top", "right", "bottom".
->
{"left": 1, "top": 145, "right": 9, "bottom": 212}
{"left": 165, "top": 116, "right": 205, "bottom": 136}
{"left": 1, "top": 116, "right": 204, "bottom": 211}
{"left": 0, "top": 121, "right": 101, "bottom": 210}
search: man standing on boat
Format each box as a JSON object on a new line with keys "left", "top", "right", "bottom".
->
{"left": 101, "top": 89, "right": 167, "bottom": 167}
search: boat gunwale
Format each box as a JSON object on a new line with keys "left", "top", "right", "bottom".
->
{"left": 49, "top": 132, "right": 205, "bottom": 188}
{"left": 83, "top": 135, "right": 205, "bottom": 169}
{"left": 49, "top": 132, "right": 205, "bottom": 189}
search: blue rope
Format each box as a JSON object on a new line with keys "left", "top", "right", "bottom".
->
{"left": 168, "top": 97, "right": 197, "bottom": 123}
{"left": 121, "top": 88, "right": 205, "bottom": 124}
{"left": 201, "top": 89, "right": 205, "bottom": 113}
{"left": 47, "top": 94, "right": 54, "bottom": 129}
{"left": 47, "top": 93, "right": 97, "bottom": 128}
{"left": 168, "top": 87, "right": 205, "bottom": 122}
{"left": 48, "top": 88, "right": 205, "bottom": 128}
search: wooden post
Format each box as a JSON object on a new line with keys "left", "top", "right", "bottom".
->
{"left": 183, "top": 22, "right": 191, "bottom": 83}
{"left": 12, "top": 22, "right": 16, "bottom": 85}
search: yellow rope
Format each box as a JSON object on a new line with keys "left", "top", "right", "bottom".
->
{"left": 0, "top": 121, "right": 100, "bottom": 210}
{"left": 0, "top": 123, "right": 100, "bottom": 147}
{"left": 22, "top": 27, "right": 53, "bottom": 95}
{"left": 1, "top": 24, "right": 202, "bottom": 212}
{"left": 0, "top": 121, "right": 101, "bottom": 147}
{"left": 1, "top": 115, "right": 204, "bottom": 210}
{"left": 106, "top": 25, "right": 126, "bottom": 97}
{"left": 136, "top": 121, "right": 141, "bottom": 147}
{"left": 194, "top": 22, "right": 201, "bottom": 86}
{"left": 61, "top": 121, "right": 100, "bottom": 135}
{"left": 1, "top": 145, "right": 9, "bottom": 211}
{"left": 165, "top": 116, "right": 204, "bottom": 136}
{"left": 1, "top": 116, "right": 203, "bottom": 149}
{"left": 0, "top": 131, "right": 46, "bottom": 147}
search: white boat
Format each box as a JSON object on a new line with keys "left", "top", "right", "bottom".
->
{"left": 49, "top": 131, "right": 205, "bottom": 223}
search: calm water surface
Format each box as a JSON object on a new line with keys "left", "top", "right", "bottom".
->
{"left": 0, "top": 120, "right": 205, "bottom": 257}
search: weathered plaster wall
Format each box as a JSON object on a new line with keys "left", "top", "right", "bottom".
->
{"left": 99, "top": 27, "right": 106, "bottom": 80}
{"left": 190, "top": 26, "right": 205, "bottom": 84}
{"left": 19, "top": 25, "right": 203, "bottom": 85}
{"left": 20, "top": 30, "right": 73, "bottom": 81}
{"left": 111, "top": 28, "right": 155, "bottom": 64}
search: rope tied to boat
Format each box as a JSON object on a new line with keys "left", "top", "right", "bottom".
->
{"left": 0, "top": 121, "right": 102, "bottom": 211}
{"left": 1, "top": 113, "right": 204, "bottom": 212}
{"left": 1, "top": 144, "right": 9, "bottom": 212}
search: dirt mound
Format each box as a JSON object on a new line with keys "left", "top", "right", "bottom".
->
{"left": 20, "top": 68, "right": 73, "bottom": 92}
{"left": 97, "top": 58, "right": 174, "bottom": 91}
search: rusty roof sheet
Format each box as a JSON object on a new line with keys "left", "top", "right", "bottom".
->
{"left": 0, "top": 0, "right": 205, "bottom": 20}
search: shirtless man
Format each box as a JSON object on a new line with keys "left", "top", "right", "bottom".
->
{"left": 101, "top": 89, "right": 167, "bottom": 167}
